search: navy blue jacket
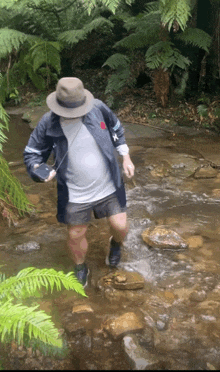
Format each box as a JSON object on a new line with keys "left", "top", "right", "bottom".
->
{"left": 23, "top": 99, "right": 127, "bottom": 223}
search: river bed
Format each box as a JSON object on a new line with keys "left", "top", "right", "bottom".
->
{"left": 1, "top": 112, "right": 220, "bottom": 370}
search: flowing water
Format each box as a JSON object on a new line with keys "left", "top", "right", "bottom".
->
{"left": 1, "top": 112, "right": 220, "bottom": 369}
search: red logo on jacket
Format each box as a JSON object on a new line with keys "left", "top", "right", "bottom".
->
{"left": 100, "top": 121, "right": 106, "bottom": 129}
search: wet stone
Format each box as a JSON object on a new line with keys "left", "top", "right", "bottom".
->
{"left": 15, "top": 241, "right": 40, "bottom": 253}
{"left": 72, "top": 304, "right": 94, "bottom": 314}
{"left": 187, "top": 235, "right": 204, "bottom": 249}
{"left": 103, "top": 312, "right": 144, "bottom": 339}
{"left": 189, "top": 290, "right": 207, "bottom": 302}
{"left": 142, "top": 226, "right": 188, "bottom": 249}
{"left": 98, "top": 270, "right": 145, "bottom": 290}
{"left": 194, "top": 166, "right": 218, "bottom": 179}
{"left": 122, "top": 334, "right": 161, "bottom": 370}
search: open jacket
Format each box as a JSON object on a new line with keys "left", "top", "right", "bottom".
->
{"left": 23, "top": 99, "right": 127, "bottom": 223}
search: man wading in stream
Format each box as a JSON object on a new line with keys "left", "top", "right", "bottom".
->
{"left": 23, "top": 77, "right": 135, "bottom": 287}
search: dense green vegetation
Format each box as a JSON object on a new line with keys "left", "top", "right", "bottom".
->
{"left": 0, "top": 0, "right": 219, "bottom": 217}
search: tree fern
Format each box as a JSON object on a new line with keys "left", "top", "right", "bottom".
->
{"left": 0, "top": 266, "right": 86, "bottom": 347}
{"left": 159, "top": 0, "right": 191, "bottom": 31}
{"left": 175, "top": 28, "right": 212, "bottom": 53}
{"left": 0, "top": 28, "right": 27, "bottom": 59}
{"left": 145, "top": 41, "right": 191, "bottom": 71}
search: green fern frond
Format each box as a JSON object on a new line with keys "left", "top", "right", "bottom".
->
{"left": 0, "top": 155, "right": 33, "bottom": 215}
{"left": 0, "top": 28, "right": 27, "bottom": 59}
{"left": 105, "top": 68, "right": 133, "bottom": 94}
{"left": 159, "top": 0, "right": 191, "bottom": 31}
{"left": 29, "top": 41, "right": 61, "bottom": 73}
{"left": 0, "top": 104, "right": 9, "bottom": 152}
{"left": 58, "top": 17, "right": 113, "bottom": 46}
{"left": 145, "top": 1, "right": 159, "bottom": 13}
{"left": 0, "top": 267, "right": 86, "bottom": 301}
{"left": 103, "top": 53, "right": 130, "bottom": 69}
{"left": 0, "top": 300, "right": 62, "bottom": 347}
{"left": 175, "top": 28, "right": 212, "bottom": 52}
{"left": 82, "top": 17, "right": 113, "bottom": 34}
{"left": 145, "top": 41, "right": 191, "bottom": 70}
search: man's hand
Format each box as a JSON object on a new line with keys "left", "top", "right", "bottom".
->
{"left": 33, "top": 164, "right": 57, "bottom": 182}
{"left": 122, "top": 154, "right": 135, "bottom": 178}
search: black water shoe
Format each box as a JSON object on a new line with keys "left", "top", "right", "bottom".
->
{"left": 106, "top": 236, "right": 121, "bottom": 267}
{"left": 74, "top": 263, "right": 89, "bottom": 288}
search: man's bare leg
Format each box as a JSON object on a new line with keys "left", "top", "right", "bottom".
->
{"left": 107, "top": 212, "right": 129, "bottom": 243}
{"left": 67, "top": 225, "right": 88, "bottom": 265}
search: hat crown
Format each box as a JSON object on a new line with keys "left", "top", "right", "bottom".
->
{"left": 56, "top": 77, "right": 85, "bottom": 104}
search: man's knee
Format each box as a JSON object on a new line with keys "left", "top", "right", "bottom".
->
{"left": 108, "top": 213, "right": 129, "bottom": 234}
{"left": 68, "top": 225, "right": 87, "bottom": 242}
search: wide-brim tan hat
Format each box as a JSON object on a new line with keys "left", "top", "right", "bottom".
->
{"left": 46, "top": 77, "right": 94, "bottom": 118}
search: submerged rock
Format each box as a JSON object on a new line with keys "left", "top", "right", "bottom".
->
{"left": 15, "top": 241, "right": 40, "bottom": 252}
{"left": 194, "top": 166, "right": 218, "bottom": 179}
{"left": 187, "top": 235, "right": 204, "bottom": 249}
{"left": 123, "top": 333, "right": 160, "bottom": 370}
{"left": 98, "top": 270, "right": 145, "bottom": 290}
{"left": 103, "top": 312, "right": 144, "bottom": 339}
{"left": 142, "top": 226, "right": 188, "bottom": 249}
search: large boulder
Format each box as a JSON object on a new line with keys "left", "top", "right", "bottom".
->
{"left": 103, "top": 312, "right": 144, "bottom": 339}
{"left": 142, "top": 226, "right": 188, "bottom": 249}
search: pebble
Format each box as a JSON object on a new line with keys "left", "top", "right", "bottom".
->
{"left": 15, "top": 241, "right": 40, "bottom": 252}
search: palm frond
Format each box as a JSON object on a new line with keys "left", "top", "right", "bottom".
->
{"left": 0, "top": 300, "right": 62, "bottom": 347}
{"left": 175, "top": 28, "right": 212, "bottom": 52}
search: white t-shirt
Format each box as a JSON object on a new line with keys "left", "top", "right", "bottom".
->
{"left": 60, "top": 117, "right": 116, "bottom": 203}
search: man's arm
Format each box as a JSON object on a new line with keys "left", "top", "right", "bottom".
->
{"left": 23, "top": 112, "right": 53, "bottom": 182}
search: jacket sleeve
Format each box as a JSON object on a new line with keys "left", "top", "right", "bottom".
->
{"left": 23, "top": 112, "right": 53, "bottom": 182}
{"left": 96, "top": 100, "right": 129, "bottom": 156}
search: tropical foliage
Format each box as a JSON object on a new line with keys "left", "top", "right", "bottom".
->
{"left": 103, "top": 0, "right": 212, "bottom": 106}
{"left": 0, "top": 266, "right": 86, "bottom": 351}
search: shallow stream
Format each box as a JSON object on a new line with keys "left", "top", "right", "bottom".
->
{"left": 1, "top": 112, "right": 220, "bottom": 370}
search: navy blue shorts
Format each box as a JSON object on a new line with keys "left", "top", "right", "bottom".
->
{"left": 64, "top": 191, "right": 127, "bottom": 225}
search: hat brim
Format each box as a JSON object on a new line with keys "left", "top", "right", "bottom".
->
{"left": 46, "top": 89, "right": 94, "bottom": 118}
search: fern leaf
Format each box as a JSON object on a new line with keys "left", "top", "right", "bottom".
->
{"left": 105, "top": 69, "right": 133, "bottom": 94}
{"left": 0, "top": 28, "right": 27, "bottom": 59}
{"left": 0, "top": 104, "right": 9, "bottom": 152}
{"left": 103, "top": 53, "right": 130, "bottom": 69}
{"left": 58, "top": 17, "right": 113, "bottom": 46}
{"left": 0, "top": 155, "right": 33, "bottom": 215}
{"left": 29, "top": 41, "right": 61, "bottom": 73}
{"left": 0, "top": 267, "right": 86, "bottom": 300}
{"left": 145, "top": 1, "right": 159, "bottom": 13}
{"left": 0, "top": 300, "right": 62, "bottom": 347}
{"left": 145, "top": 41, "right": 191, "bottom": 70}
{"left": 175, "top": 28, "right": 212, "bottom": 52}
{"left": 159, "top": 0, "right": 191, "bottom": 31}
{"left": 82, "top": 17, "right": 113, "bottom": 34}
